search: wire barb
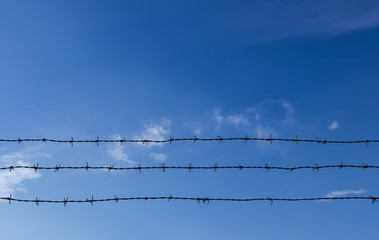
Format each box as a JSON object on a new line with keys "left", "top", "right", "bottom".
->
{"left": 55, "top": 164, "right": 61, "bottom": 173}
{"left": 265, "top": 163, "right": 270, "bottom": 172}
{"left": 292, "top": 136, "right": 298, "bottom": 144}
{"left": 370, "top": 196, "right": 378, "bottom": 204}
{"left": 33, "top": 163, "right": 39, "bottom": 173}
{"left": 87, "top": 195, "right": 94, "bottom": 206}
{"left": 313, "top": 164, "right": 319, "bottom": 172}
{"left": 108, "top": 164, "right": 114, "bottom": 172}
{"left": 7, "top": 194, "right": 12, "bottom": 205}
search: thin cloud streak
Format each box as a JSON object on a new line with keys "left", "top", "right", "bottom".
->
{"left": 225, "top": 1, "right": 379, "bottom": 41}
{"left": 325, "top": 190, "right": 366, "bottom": 198}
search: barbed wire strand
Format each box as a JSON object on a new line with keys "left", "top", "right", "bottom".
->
{"left": 0, "top": 136, "right": 378, "bottom": 145}
{"left": 2, "top": 163, "right": 379, "bottom": 173}
{"left": 1, "top": 195, "right": 378, "bottom": 206}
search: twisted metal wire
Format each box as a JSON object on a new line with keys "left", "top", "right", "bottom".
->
{"left": 2, "top": 195, "right": 378, "bottom": 206}
{"left": 0, "top": 136, "right": 378, "bottom": 146}
{"left": 2, "top": 163, "right": 379, "bottom": 173}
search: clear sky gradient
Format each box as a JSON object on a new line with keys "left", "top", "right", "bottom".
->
{"left": 0, "top": 1, "right": 379, "bottom": 239}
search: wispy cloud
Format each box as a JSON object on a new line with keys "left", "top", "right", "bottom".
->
{"left": 149, "top": 152, "right": 167, "bottom": 162}
{"left": 328, "top": 121, "right": 339, "bottom": 130}
{"left": 107, "top": 118, "right": 172, "bottom": 164}
{"left": 225, "top": 1, "right": 379, "bottom": 41}
{"left": 280, "top": 100, "right": 295, "bottom": 126}
{"left": 138, "top": 118, "right": 171, "bottom": 147}
{"left": 0, "top": 149, "right": 47, "bottom": 197}
{"left": 213, "top": 109, "right": 224, "bottom": 128}
{"left": 0, "top": 160, "right": 41, "bottom": 197}
{"left": 208, "top": 100, "right": 295, "bottom": 140}
{"left": 212, "top": 109, "right": 249, "bottom": 128}
{"left": 325, "top": 190, "right": 366, "bottom": 198}
{"left": 193, "top": 126, "right": 203, "bottom": 136}
{"left": 106, "top": 134, "right": 135, "bottom": 166}
{"left": 1, "top": 151, "right": 51, "bottom": 162}
{"left": 254, "top": 124, "right": 275, "bottom": 138}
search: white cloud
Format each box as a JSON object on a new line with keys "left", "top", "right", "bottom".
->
{"left": 193, "top": 126, "right": 203, "bottom": 136}
{"left": 149, "top": 152, "right": 167, "bottom": 162}
{"left": 246, "top": 100, "right": 295, "bottom": 127}
{"left": 209, "top": 100, "right": 295, "bottom": 142}
{"left": 213, "top": 109, "right": 224, "bottom": 128}
{"left": 328, "top": 121, "right": 339, "bottom": 130}
{"left": 280, "top": 100, "right": 294, "bottom": 126}
{"left": 254, "top": 113, "right": 261, "bottom": 120}
{"left": 254, "top": 124, "right": 274, "bottom": 138}
{"left": 138, "top": 118, "right": 171, "bottom": 147}
{"left": 212, "top": 109, "right": 249, "bottom": 128}
{"left": 106, "top": 134, "right": 135, "bottom": 165}
{"left": 325, "top": 190, "right": 366, "bottom": 198}
{"left": 0, "top": 160, "right": 41, "bottom": 197}
{"left": 107, "top": 118, "right": 172, "bottom": 164}
{"left": 0, "top": 149, "right": 46, "bottom": 197}
{"left": 226, "top": 114, "right": 249, "bottom": 127}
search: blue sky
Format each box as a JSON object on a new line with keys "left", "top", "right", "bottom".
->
{"left": 0, "top": 0, "right": 379, "bottom": 239}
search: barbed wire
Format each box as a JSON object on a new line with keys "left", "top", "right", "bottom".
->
{"left": 1, "top": 195, "right": 378, "bottom": 206}
{"left": 0, "top": 136, "right": 378, "bottom": 146}
{"left": 2, "top": 163, "right": 379, "bottom": 173}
